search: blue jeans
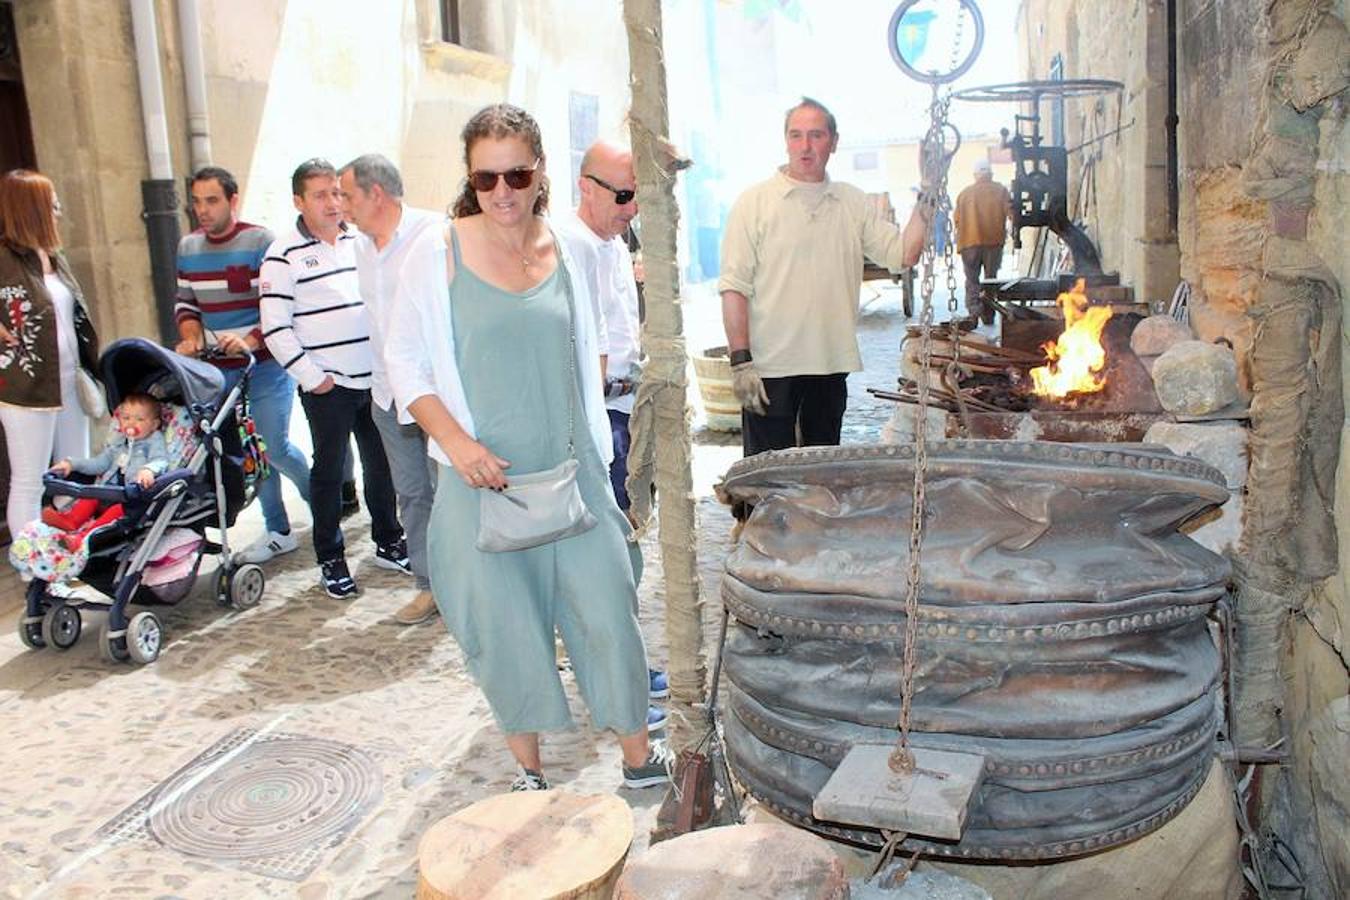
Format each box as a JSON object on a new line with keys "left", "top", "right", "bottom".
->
{"left": 225, "top": 360, "right": 311, "bottom": 534}
{"left": 607, "top": 409, "right": 631, "bottom": 511}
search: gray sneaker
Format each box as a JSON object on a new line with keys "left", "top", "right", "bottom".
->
{"left": 622, "top": 739, "right": 675, "bottom": 789}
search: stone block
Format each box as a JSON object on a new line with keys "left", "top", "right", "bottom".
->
{"left": 881, "top": 404, "right": 950, "bottom": 444}
{"left": 1131, "top": 315, "right": 1194, "bottom": 358}
{"left": 1181, "top": 489, "right": 1243, "bottom": 556}
{"left": 1151, "top": 340, "right": 1240, "bottom": 415}
{"left": 1307, "top": 696, "right": 1350, "bottom": 894}
{"left": 1143, "top": 421, "right": 1248, "bottom": 488}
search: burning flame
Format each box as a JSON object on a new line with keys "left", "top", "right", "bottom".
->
{"left": 1030, "top": 279, "right": 1113, "bottom": 399}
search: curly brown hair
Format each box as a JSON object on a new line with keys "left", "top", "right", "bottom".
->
{"left": 451, "top": 104, "right": 550, "bottom": 219}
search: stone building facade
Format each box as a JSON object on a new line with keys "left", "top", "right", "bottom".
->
{"left": 0, "top": 0, "right": 634, "bottom": 535}
{"left": 4, "top": 0, "right": 634, "bottom": 344}
{"left": 1018, "top": 1, "right": 1349, "bottom": 895}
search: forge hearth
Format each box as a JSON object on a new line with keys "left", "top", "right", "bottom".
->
{"left": 716, "top": 440, "right": 1230, "bottom": 860}
{"left": 887, "top": 310, "right": 1167, "bottom": 442}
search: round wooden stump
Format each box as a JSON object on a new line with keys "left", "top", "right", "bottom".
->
{"left": 613, "top": 823, "right": 848, "bottom": 899}
{"left": 417, "top": 790, "right": 633, "bottom": 899}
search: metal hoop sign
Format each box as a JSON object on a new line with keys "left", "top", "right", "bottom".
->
{"left": 888, "top": 0, "right": 985, "bottom": 85}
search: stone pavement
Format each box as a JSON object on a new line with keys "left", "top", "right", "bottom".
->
{"left": 0, "top": 278, "right": 953, "bottom": 897}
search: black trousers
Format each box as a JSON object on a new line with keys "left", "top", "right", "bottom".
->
{"left": 735, "top": 373, "right": 847, "bottom": 521}
{"left": 741, "top": 373, "right": 848, "bottom": 456}
{"left": 299, "top": 385, "right": 402, "bottom": 563}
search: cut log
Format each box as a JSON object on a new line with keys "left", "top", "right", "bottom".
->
{"left": 417, "top": 790, "right": 633, "bottom": 900}
{"left": 613, "top": 823, "right": 848, "bottom": 899}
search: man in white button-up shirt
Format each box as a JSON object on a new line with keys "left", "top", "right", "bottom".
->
{"left": 339, "top": 154, "right": 444, "bottom": 626}
{"left": 553, "top": 140, "right": 671, "bottom": 707}
{"left": 552, "top": 141, "right": 644, "bottom": 511}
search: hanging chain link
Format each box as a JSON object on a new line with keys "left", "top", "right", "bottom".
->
{"left": 890, "top": 82, "right": 957, "bottom": 775}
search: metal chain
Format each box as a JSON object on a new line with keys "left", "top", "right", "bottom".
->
{"left": 890, "top": 82, "right": 953, "bottom": 775}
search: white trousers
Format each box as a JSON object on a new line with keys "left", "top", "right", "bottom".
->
{"left": 1, "top": 398, "right": 89, "bottom": 533}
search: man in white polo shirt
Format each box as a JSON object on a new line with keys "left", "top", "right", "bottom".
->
{"left": 338, "top": 154, "right": 443, "bottom": 625}
{"left": 260, "top": 158, "right": 408, "bottom": 599}
{"left": 719, "top": 97, "right": 929, "bottom": 464}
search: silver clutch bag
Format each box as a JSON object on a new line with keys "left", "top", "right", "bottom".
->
{"left": 476, "top": 458, "right": 598, "bottom": 552}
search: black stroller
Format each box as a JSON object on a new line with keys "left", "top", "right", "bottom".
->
{"left": 17, "top": 338, "right": 269, "bottom": 664}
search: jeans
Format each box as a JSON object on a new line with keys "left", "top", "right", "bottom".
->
{"left": 606, "top": 409, "right": 631, "bottom": 511}
{"left": 224, "top": 360, "right": 310, "bottom": 535}
{"left": 371, "top": 402, "right": 436, "bottom": 589}
{"left": 298, "top": 385, "right": 402, "bottom": 564}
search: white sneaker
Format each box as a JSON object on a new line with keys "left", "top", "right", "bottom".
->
{"left": 236, "top": 530, "right": 299, "bottom": 564}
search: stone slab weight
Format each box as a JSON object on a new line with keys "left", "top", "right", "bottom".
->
{"left": 813, "top": 744, "right": 986, "bottom": 840}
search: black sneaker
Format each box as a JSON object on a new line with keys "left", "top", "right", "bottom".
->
{"left": 320, "top": 558, "right": 359, "bottom": 599}
{"left": 340, "top": 481, "right": 360, "bottom": 520}
{"left": 374, "top": 538, "right": 412, "bottom": 575}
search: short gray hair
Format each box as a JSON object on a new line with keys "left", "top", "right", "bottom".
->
{"left": 339, "top": 154, "right": 404, "bottom": 199}
{"left": 784, "top": 96, "right": 838, "bottom": 138}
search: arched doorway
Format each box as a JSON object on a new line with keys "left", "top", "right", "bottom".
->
{"left": 0, "top": 0, "right": 36, "bottom": 174}
{"left": 0, "top": 0, "right": 36, "bottom": 541}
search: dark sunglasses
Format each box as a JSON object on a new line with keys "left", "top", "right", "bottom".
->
{"left": 585, "top": 173, "right": 636, "bottom": 205}
{"left": 468, "top": 160, "right": 539, "bottom": 192}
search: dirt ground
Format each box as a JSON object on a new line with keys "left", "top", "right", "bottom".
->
{"left": 0, "top": 279, "right": 955, "bottom": 898}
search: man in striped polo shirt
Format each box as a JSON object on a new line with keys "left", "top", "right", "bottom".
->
{"left": 174, "top": 165, "right": 313, "bottom": 565}
{"left": 260, "top": 158, "right": 407, "bottom": 599}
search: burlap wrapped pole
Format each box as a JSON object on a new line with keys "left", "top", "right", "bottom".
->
{"left": 623, "top": 0, "right": 707, "bottom": 752}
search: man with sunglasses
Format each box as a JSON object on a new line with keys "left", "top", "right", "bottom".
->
{"left": 720, "top": 97, "right": 929, "bottom": 471}
{"left": 553, "top": 140, "right": 671, "bottom": 707}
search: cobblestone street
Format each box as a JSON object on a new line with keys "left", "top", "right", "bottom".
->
{"left": 0, "top": 278, "right": 956, "bottom": 897}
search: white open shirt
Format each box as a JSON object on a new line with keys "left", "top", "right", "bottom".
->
{"left": 384, "top": 219, "right": 614, "bottom": 468}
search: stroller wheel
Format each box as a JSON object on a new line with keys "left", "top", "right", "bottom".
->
{"left": 228, "top": 564, "right": 266, "bottom": 610}
{"left": 125, "top": 611, "right": 163, "bottom": 665}
{"left": 42, "top": 605, "right": 82, "bottom": 650}
{"left": 18, "top": 615, "right": 46, "bottom": 650}
{"left": 99, "top": 623, "right": 131, "bottom": 664}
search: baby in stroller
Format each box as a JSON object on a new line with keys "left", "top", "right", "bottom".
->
{"left": 43, "top": 393, "right": 170, "bottom": 550}
{"left": 12, "top": 337, "right": 270, "bottom": 665}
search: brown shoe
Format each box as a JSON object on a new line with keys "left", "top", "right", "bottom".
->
{"left": 395, "top": 590, "right": 438, "bottom": 625}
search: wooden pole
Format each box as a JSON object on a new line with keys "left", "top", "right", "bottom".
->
{"left": 622, "top": 0, "right": 706, "bottom": 751}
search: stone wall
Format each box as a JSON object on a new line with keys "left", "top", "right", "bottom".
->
{"left": 1022, "top": 1, "right": 1349, "bottom": 895}
{"left": 11, "top": 0, "right": 634, "bottom": 344}
{"left": 1016, "top": 0, "right": 1180, "bottom": 305}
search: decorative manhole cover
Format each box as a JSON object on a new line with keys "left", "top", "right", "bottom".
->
{"left": 99, "top": 728, "right": 383, "bottom": 881}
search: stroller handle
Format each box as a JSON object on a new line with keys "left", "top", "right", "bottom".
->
{"left": 44, "top": 468, "right": 197, "bottom": 504}
{"left": 197, "top": 347, "right": 257, "bottom": 376}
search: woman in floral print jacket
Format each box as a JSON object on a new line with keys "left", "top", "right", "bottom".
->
{"left": 0, "top": 169, "right": 100, "bottom": 535}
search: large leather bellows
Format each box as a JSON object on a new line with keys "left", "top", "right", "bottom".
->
{"left": 716, "top": 440, "right": 1231, "bottom": 861}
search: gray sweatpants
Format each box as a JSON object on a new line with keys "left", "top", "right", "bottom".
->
{"left": 371, "top": 401, "right": 437, "bottom": 590}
